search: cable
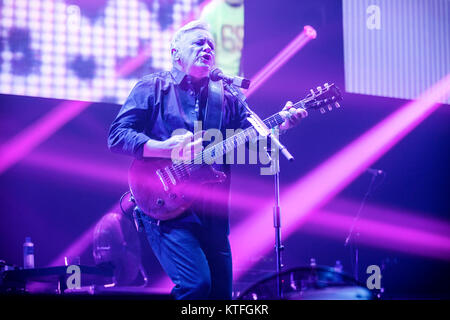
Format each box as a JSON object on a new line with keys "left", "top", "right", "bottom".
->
{"left": 119, "top": 190, "right": 132, "bottom": 215}
{"left": 344, "top": 171, "right": 386, "bottom": 281}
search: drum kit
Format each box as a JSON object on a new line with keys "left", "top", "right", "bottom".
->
{"left": 236, "top": 265, "right": 374, "bottom": 300}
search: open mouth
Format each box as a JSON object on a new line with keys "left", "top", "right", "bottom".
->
{"left": 199, "top": 54, "right": 212, "bottom": 63}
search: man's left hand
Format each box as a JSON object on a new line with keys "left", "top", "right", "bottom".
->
{"left": 279, "top": 101, "right": 308, "bottom": 131}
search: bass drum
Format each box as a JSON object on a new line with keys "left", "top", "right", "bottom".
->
{"left": 237, "top": 266, "right": 374, "bottom": 300}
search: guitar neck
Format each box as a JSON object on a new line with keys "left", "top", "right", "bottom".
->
{"left": 200, "top": 112, "right": 286, "bottom": 164}
{"left": 169, "top": 110, "right": 289, "bottom": 178}
{"left": 191, "top": 96, "right": 313, "bottom": 165}
{"left": 171, "top": 83, "right": 341, "bottom": 177}
{"left": 201, "top": 98, "right": 310, "bottom": 164}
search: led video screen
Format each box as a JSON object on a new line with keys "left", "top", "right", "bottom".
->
{"left": 343, "top": 0, "right": 449, "bottom": 104}
{"left": 0, "top": 0, "right": 202, "bottom": 104}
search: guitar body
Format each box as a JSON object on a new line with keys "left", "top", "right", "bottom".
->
{"left": 128, "top": 158, "right": 226, "bottom": 220}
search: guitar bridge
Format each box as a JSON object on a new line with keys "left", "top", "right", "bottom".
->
{"left": 165, "top": 167, "right": 177, "bottom": 186}
{"left": 156, "top": 169, "right": 169, "bottom": 191}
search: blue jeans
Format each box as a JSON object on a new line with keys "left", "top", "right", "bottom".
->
{"left": 141, "top": 214, "right": 233, "bottom": 300}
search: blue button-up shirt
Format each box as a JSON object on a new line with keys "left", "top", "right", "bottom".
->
{"left": 108, "top": 68, "right": 249, "bottom": 231}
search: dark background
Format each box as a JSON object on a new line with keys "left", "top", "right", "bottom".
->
{"left": 0, "top": 0, "right": 448, "bottom": 299}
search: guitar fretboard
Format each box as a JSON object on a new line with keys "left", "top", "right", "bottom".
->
{"left": 199, "top": 97, "right": 309, "bottom": 165}
{"left": 167, "top": 112, "right": 286, "bottom": 182}
{"left": 201, "top": 112, "right": 285, "bottom": 164}
{"left": 163, "top": 84, "right": 340, "bottom": 182}
{"left": 169, "top": 99, "right": 311, "bottom": 180}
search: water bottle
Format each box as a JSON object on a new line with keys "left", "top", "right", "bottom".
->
{"left": 334, "top": 260, "right": 343, "bottom": 273}
{"left": 309, "top": 258, "right": 318, "bottom": 285}
{"left": 23, "top": 237, "right": 35, "bottom": 269}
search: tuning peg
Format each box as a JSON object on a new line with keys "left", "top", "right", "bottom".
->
{"left": 319, "top": 107, "right": 326, "bottom": 114}
{"left": 310, "top": 89, "right": 315, "bottom": 96}
{"left": 328, "top": 104, "right": 333, "bottom": 111}
{"left": 324, "top": 83, "right": 330, "bottom": 89}
{"left": 316, "top": 86, "right": 322, "bottom": 93}
{"left": 334, "top": 102, "right": 341, "bottom": 108}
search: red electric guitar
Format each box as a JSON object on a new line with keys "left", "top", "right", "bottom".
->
{"left": 128, "top": 83, "right": 342, "bottom": 220}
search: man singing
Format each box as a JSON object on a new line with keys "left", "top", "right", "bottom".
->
{"left": 108, "top": 20, "right": 306, "bottom": 299}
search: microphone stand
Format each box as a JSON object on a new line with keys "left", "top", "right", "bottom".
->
{"left": 223, "top": 82, "right": 291, "bottom": 299}
{"left": 344, "top": 171, "right": 382, "bottom": 281}
{"left": 223, "top": 83, "right": 294, "bottom": 162}
{"left": 265, "top": 134, "right": 284, "bottom": 300}
{"left": 274, "top": 154, "right": 284, "bottom": 300}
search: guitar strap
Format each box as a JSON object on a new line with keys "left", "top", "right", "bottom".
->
{"left": 203, "top": 79, "right": 224, "bottom": 133}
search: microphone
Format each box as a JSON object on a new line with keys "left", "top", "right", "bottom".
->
{"left": 210, "top": 68, "right": 251, "bottom": 89}
{"left": 366, "top": 168, "right": 384, "bottom": 176}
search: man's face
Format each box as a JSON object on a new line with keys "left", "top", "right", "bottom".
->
{"left": 174, "top": 28, "right": 215, "bottom": 79}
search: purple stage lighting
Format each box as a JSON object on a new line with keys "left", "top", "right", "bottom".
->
{"left": 0, "top": 1, "right": 207, "bottom": 175}
{"left": 0, "top": 100, "right": 91, "bottom": 174}
{"left": 244, "top": 25, "right": 317, "bottom": 98}
{"left": 230, "top": 73, "right": 450, "bottom": 279}
{"left": 303, "top": 201, "right": 450, "bottom": 261}
{"left": 0, "top": 0, "right": 203, "bottom": 103}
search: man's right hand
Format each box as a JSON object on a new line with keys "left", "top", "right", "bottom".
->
{"left": 166, "top": 131, "right": 204, "bottom": 162}
{"left": 143, "top": 131, "right": 204, "bottom": 162}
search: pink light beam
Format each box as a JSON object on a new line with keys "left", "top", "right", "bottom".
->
{"left": 230, "top": 73, "right": 450, "bottom": 280}
{"left": 152, "top": 197, "right": 450, "bottom": 293}
{"left": 245, "top": 25, "right": 317, "bottom": 98}
{"left": 0, "top": 4, "right": 210, "bottom": 175}
{"left": 0, "top": 100, "right": 91, "bottom": 174}
{"left": 305, "top": 209, "right": 450, "bottom": 261}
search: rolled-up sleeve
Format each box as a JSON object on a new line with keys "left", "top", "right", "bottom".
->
{"left": 107, "top": 80, "right": 153, "bottom": 159}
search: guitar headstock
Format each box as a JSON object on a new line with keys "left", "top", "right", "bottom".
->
{"left": 301, "top": 83, "right": 343, "bottom": 114}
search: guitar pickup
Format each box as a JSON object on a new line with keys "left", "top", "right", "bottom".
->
{"left": 156, "top": 169, "right": 170, "bottom": 191}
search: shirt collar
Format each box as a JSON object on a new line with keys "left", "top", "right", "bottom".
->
{"left": 170, "top": 67, "right": 209, "bottom": 88}
{"left": 171, "top": 67, "right": 186, "bottom": 85}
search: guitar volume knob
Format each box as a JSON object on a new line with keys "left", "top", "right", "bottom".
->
{"left": 156, "top": 198, "right": 165, "bottom": 206}
{"left": 169, "top": 193, "right": 177, "bottom": 200}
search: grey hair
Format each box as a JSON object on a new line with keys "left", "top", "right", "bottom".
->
{"left": 170, "top": 20, "right": 211, "bottom": 61}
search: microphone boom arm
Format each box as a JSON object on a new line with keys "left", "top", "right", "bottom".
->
{"left": 223, "top": 82, "right": 294, "bottom": 162}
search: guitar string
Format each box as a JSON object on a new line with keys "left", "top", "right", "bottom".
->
{"left": 171, "top": 113, "right": 285, "bottom": 177}
{"left": 149, "top": 87, "right": 339, "bottom": 190}
{"left": 169, "top": 88, "right": 339, "bottom": 179}
{"left": 171, "top": 122, "right": 259, "bottom": 178}
{"left": 170, "top": 107, "right": 294, "bottom": 177}
{"left": 174, "top": 102, "right": 298, "bottom": 173}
